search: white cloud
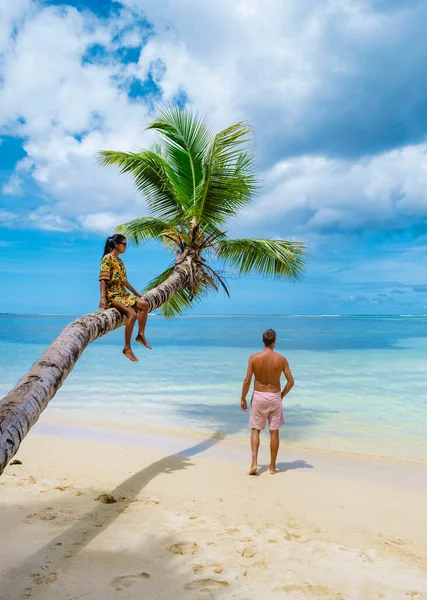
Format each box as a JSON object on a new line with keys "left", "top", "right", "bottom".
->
{"left": 0, "top": 2, "right": 152, "bottom": 229}
{"left": 0, "top": 0, "right": 33, "bottom": 54}
{"left": 0, "top": 210, "right": 19, "bottom": 225}
{"left": 27, "top": 211, "right": 74, "bottom": 232}
{"left": 126, "top": 0, "right": 427, "bottom": 154}
{"left": 238, "top": 142, "right": 427, "bottom": 235}
{"left": 2, "top": 175, "right": 24, "bottom": 196}
{"left": 78, "top": 212, "right": 136, "bottom": 234}
{"left": 1, "top": 0, "right": 427, "bottom": 239}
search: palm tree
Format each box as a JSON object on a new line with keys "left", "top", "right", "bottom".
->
{"left": 0, "top": 107, "right": 305, "bottom": 475}
{"left": 101, "top": 107, "right": 305, "bottom": 317}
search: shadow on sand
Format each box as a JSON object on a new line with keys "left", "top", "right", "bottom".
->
{"left": 175, "top": 401, "right": 338, "bottom": 441}
{"left": 257, "top": 460, "right": 314, "bottom": 475}
{"left": 3, "top": 435, "right": 222, "bottom": 600}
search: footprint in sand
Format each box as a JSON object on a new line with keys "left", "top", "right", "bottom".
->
{"left": 112, "top": 573, "right": 150, "bottom": 591}
{"left": 241, "top": 546, "right": 257, "bottom": 558}
{"left": 184, "top": 579, "right": 229, "bottom": 591}
{"left": 244, "top": 561, "right": 268, "bottom": 578}
{"left": 49, "top": 543, "right": 62, "bottom": 550}
{"left": 218, "top": 528, "right": 240, "bottom": 539}
{"left": 55, "top": 484, "right": 73, "bottom": 492}
{"left": 192, "top": 564, "right": 204, "bottom": 575}
{"left": 144, "top": 497, "right": 161, "bottom": 506}
{"left": 169, "top": 542, "right": 199, "bottom": 555}
{"left": 213, "top": 565, "right": 224, "bottom": 574}
{"left": 382, "top": 536, "right": 406, "bottom": 548}
{"left": 31, "top": 572, "right": 57, "bottom": 585}
{"left": 275, "top": 584, "right": 345, "bottom": 599}
{"left": 25, "top": 507, "right": 74, "bottom": 525}
{"left": 359, "top": 551, "right": 375, "bottom": 564}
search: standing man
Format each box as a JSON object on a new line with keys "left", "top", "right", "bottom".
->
{"left": 241, "top": 329, "right": 294, "bottom": 475}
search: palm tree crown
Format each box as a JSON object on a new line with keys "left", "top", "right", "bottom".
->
{"left": 98, "top": 107, "right": 306, "bottom": 316}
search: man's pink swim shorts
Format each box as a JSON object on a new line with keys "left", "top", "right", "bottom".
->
{"left": 249, "top": 391, "right": 285, "bottom": 431}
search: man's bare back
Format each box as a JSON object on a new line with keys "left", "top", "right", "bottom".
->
{"left": 251, "top": 349, "right": 289, "bottom": 394}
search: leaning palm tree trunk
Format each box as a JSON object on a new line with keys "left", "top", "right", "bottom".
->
{"left": 0, "top": 261, "right": 190, "bottom": 475}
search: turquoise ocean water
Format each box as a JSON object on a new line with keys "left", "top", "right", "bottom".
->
{"left": 1, "top": 314, "right": 427, "bottom": 462}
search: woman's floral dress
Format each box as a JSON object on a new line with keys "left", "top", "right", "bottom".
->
{"left": 99, "top": 253, "right": 139, "bottom": 307}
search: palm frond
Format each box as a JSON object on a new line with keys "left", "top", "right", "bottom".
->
{"left": 116, "top": 217, "right": 175, "bottom": 246}
{"left": 147, "top": 106, "right": 213, "bottom": 210}
{"left": 194, "top": 122, "right": 259, "bottom": 226}
{"left": 201, "top": 264, "right": 230, "bottom": 297}
{"left": 158, "top": 287, "right": 194, "bottom": 318}
{"left": 98, "top": 149, "right": 185, "bottom": 221}
{"left": 214, "top": 238, "right": 306, "bottom": 280}
{"left": 143, "top": 265, "right": 192, "bottom": 317}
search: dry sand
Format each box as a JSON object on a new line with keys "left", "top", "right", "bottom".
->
{"left": 1, "top": 421, "right": 427, "bottom": 600}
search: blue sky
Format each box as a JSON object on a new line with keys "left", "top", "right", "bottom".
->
{"left": 2, "top": 0, "right": 427, "bottom": 314}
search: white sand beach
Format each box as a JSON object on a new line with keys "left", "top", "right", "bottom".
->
{"left": 1, "top": 421, "right": 427, "bottom": 600}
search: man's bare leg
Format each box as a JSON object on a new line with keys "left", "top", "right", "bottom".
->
{"left": 269, "top": 429, "right": 280, "bottom": 474}
{"left": 249, "top": 428, "right": 260, "bottom": 475}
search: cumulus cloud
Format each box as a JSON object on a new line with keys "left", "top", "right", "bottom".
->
{"left": 239, "top": 142, "right": 427, "bottom": 236}
{"left": 1, "top": 0, "right": 427, "bottom": 240}
{"left": 0, "top": 2, "right": 152, "bottom": 231}
{"left": 0, "top": 210, "right": 19, "bottom": 226}
{"left": 78, "top": 211, "right": 136, "bottom": 234}
{"left": 2, "top": 175, "right": 24, "bottom": 196}
{"left": 127, "top": 0, "right": 427, "bottom": 160}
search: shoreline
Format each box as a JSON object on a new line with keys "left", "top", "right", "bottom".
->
{"left": 30, "top": 416, "right": 427, "bottom": 496}
{"left": 38, "top": 413, "right": 427, "bottom": 468}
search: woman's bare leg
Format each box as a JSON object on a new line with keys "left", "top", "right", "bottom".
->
{"left": 134, "top": 298, "right": 151, "bottom": 349}
{"left": 111, "top": 302, "right": 139, "bottom": 362}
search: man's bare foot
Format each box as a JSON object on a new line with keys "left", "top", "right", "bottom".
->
{"left": 249, "top": 465, "right": 258, "bottom": 476}
{"left": 135, "top": 335, "right": 152, "bottom": 349}
{"left": 269, "top": 466, "right": 278, "bottom": 475}
{"left": 122, "top": 348, "right": 139, "bottom": 362}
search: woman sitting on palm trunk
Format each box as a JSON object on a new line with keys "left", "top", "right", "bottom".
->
{"left": 98, "top": 234, "right": 151, "bottom": 362}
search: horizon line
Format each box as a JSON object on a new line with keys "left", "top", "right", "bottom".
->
{"left": 1, "top": 313, "right": 426, "bottom": 318}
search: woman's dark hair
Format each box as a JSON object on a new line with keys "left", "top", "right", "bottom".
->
{"left": 103, "top": 234, "right": 126, "bottom": 257}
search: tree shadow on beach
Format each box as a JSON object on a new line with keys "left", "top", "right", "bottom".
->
{"left": 2, "top": 434, "right": 223, "bottom": 600}
{"left": 175, "top": 402, "right": 339, "bottom": 442}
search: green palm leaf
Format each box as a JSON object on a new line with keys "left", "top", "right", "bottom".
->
{"left": 195, "top": 122, "right": 258, "bottom": 226}
{"left": 214, "top": 238, "right": 306, "bottom": 280}
{"left": 98, "top": 149, "right": 185, "bottom": 221}
{"left": 116, "top": 217, "right": 174, "bottom": 245}
{"left": 147, "top": 106, "right": 212, "bottom": 210}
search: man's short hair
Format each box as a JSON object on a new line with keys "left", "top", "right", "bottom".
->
{"left": 262, "top": 329, "right": 276, "bottom": 346}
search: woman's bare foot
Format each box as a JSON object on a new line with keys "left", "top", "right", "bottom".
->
{"left": 249, "top": 465, "right": 258, "bottom": 476}
{"left": 269, "top": 466, "right": 278, "bottom": 475}
{"left": 122, "top": 347, "right": 139, "bottom": 362}
{"left": 135, "top": 334, "right": 152, "bottom": 349}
